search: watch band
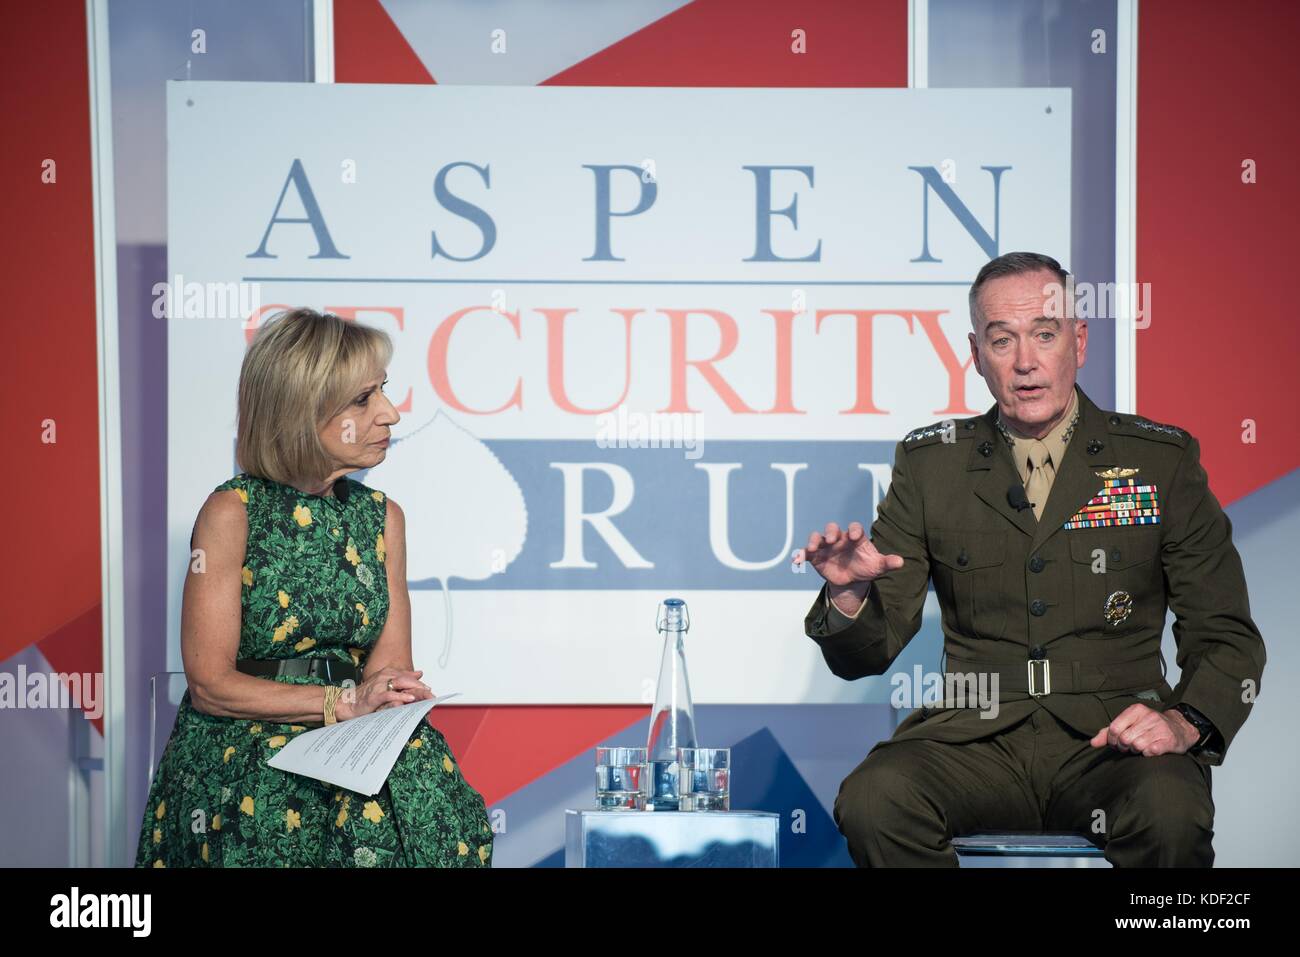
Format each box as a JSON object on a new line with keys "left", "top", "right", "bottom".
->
{"left": 1173, "top": 703, "right": 1213, "bottom": 749}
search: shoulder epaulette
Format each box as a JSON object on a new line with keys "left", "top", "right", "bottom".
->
{"left": 1132, "top": 416, "right": 1185, "bottom": 438}
{"left": 1105, "top": 412, "right": 1189, "bottom": 446}
{"left": 902, "top": 417, "right": 979, "bottom": 449}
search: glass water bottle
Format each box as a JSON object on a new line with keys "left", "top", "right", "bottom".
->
{"left": 645, "top": 597, "right": 698, "bottom": 811}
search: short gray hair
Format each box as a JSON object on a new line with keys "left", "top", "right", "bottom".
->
{"left": 968, "top": 251, "right": 1071, "bottom": 330}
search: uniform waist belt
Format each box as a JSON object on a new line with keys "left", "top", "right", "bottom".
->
{"left": 944, "top": 654, "right": 1164, "bottom": 697}
{"left": 236, "top": 658, "right": 360, "bottom": 684}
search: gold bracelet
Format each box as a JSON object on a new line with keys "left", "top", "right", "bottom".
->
{"left": 323, "top": 685, "right": 344, "bottom": 725}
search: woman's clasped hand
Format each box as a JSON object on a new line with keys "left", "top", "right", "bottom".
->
{"left": 338, "top": 667, "right": 433, "bottom": 719}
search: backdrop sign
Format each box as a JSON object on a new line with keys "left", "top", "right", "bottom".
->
{"left": 167, "top": 81, "right": 1071, "bottom": 703}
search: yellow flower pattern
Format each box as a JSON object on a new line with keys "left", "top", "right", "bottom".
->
{"left": 136, "top": 472, "right": 489, "bottom": 868}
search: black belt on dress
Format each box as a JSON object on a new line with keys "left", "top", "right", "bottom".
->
{"left": 236, "top": 658, "right": 361, "bottom": 684}
{"left": 944, "top": 653, "right": 1165, "bottom": 698}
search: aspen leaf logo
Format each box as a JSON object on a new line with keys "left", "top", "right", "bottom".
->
{"left": 367, "top": 410, "right": 527, "bottom": 668}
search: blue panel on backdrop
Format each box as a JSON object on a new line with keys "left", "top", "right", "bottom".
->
{"left": 732, "top": 727, "right": 853, "bottom": 868}
{"left": 409, "top": 438, "right": 897, "bottom": 591}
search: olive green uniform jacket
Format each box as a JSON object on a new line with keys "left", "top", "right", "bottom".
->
{"left": 805, "top": 386, "right": 1265, "bottom": 768}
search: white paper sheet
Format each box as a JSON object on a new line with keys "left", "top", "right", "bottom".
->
{"left": 265, "top": 693, "right": 461, "bottom": 795}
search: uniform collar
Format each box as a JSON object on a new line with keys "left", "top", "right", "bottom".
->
{"left": 968, "top": 385, "right": 1117, "bottom": 548}
{"left": 996, "top": 386, "right": 1080, "bottom": 480}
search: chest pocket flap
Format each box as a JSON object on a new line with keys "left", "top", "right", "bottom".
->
{"left": 1067, "top": 526, "right": 1161, "bottom": 570}
{"left": 930, "top": 530, "right": 1005, "bottom": 570}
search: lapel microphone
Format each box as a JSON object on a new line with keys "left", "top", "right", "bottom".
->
{"left": 1007, "top": 484, "right": 1035, "bottom": 512}
{"left": 332, "top": 477, "right": 350, "bottom": 504}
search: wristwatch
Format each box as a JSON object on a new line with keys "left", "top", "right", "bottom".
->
{"left": 1171, "top": 703, "right": 1214, "bottom": 751}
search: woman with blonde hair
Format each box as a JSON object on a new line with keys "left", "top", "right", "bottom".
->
{"left": 136, "top": 308, "right": 492, "bottom": 867}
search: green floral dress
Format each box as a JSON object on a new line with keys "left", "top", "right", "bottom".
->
{"left": 135, "top": 472, "right": 492, "bottom": 868}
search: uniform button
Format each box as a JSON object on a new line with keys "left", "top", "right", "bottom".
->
{"left": 1028, "top": 556, "right": 1045, "bottom": 573}
{"left": 957, "top": 549, "right": 969, "bottom": 566}
{"left": 1030, "top": 599, "right": 1047, "bottom": 616}
{"left": 978, "top": 441, "right": 993, "bottom": 457}
{"left": 963, "top": 421, "right": 976, "bottom": 430}
{"left": 1109, "top": 415, "right": 1122, "bottom": 426}
{"left": 1110, "top": 548, "right": 1121, "bottom": 563}
{"left": 1029, "top": 646, "right": 1046, "bottom": 659}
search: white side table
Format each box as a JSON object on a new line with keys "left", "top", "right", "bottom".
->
{"left": 565, "top": 809, "right": 779, "bottom": 867}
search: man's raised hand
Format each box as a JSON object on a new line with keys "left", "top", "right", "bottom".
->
{"left": 795, "top": 521, "right": 904, "bottom": 587}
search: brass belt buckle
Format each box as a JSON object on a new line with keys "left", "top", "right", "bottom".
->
{"left": 1027, "top": 658, "right": 1051, "bottom": 697}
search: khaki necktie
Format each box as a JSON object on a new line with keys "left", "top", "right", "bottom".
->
{"left": 1025, "top": 440, "right": 1052, "bottom": 521}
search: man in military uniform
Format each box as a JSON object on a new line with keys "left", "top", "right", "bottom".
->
{"left": 799, "top": 251, "right": 1265, "bottom": 867}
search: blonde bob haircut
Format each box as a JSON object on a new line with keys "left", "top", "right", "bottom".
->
{"left": 235, "top": 308, "right": 393, "bottom": 487}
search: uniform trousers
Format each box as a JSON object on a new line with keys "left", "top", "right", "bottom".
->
{"left": 834, "top": 707, "right": 1215, "bottom": 867}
